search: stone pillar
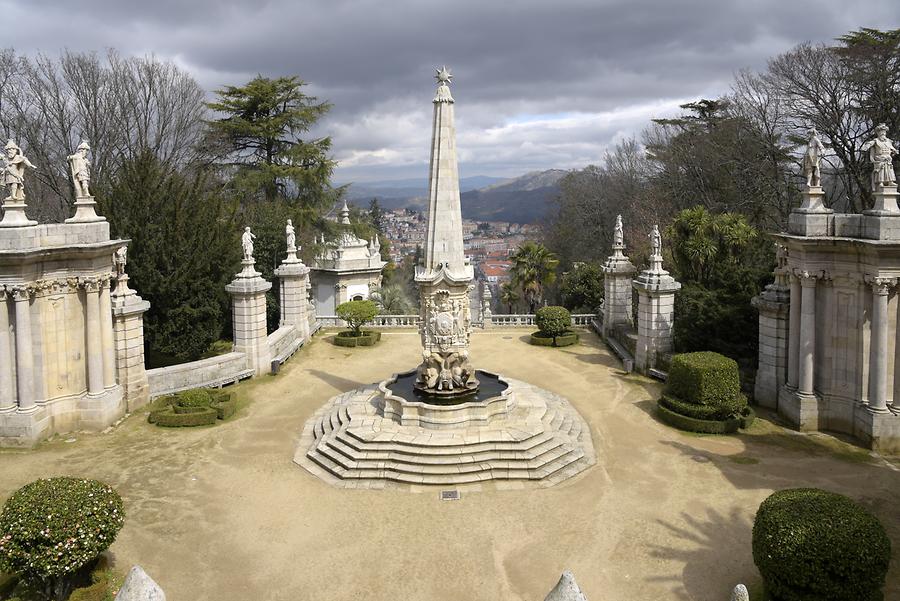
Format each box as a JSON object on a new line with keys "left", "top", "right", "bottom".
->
{"left": 788, "top": 185, "right": 833, "bottom": 237}
{"left": 867, "top": 278, "right": 893, "bottom": 412}
{"left": 10, "top": 286, "right": 35, "bottom": 410}
{"left": 0, "top": 290, "right": 14, "bottom": 412}
{"left": 786, "top": 274, "right": 801, "bottom": 390}
{"left": 274, "top": 252, "right": 311, "bottom": 340}
{"left": 226, "top": 259, "right": 272, "bottom": 376}
{"left": 83, "top": 278, "right": 104, "bottom": 395}
{"left": 99, "top": 277, "right": 116, "bottom": 388}
{"left": 601, "top": 248, "right": 636, "bottom": 338}
{"left": 632, "top": 254, "right": 681, "bottom": 374}
{"left": 752, "top": 287, "right": 790, "bottom": 409}
{"left": 797, "top": 272, "right": 818, "bottom": 398}
{"left": 111, "top": 269, "right": 151, "bottom": 412}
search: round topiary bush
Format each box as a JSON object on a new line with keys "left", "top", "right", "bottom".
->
{"left": 535, "top": 306, "right": 571, "bottom": 339}
{"left": 753, "top": 488, "right": 891, "bottom": 601}
{"left": 0, "top": 478, "right": 125, "bottom": 601}
{"left": 335, "top": 299, "right": 379, "bottom": 337}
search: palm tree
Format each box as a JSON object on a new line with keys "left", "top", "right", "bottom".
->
{"left": 499, "top": 282, "right": 520, "bottom": 314}
{"left": 369, "top": 285, "right": 413, "bottom": 315}
{"left": 509, "top": 242, "right": 559, "bottom": 313}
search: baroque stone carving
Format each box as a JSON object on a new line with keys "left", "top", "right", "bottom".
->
{"left": 861, "top": 124, "right": 898, "bottom": 189}
{"left": 67, "top": 140, "right": 92, "bottom": 198}
{"left": 803, "top": 128, "right": 826, "bottom": 188}
{"left": 286, "top": 219, "right": 296, "bottom": 251}
{"left": 613, "top": 214, "right": 624, "bottom": 247}
{"left": 649, "top": 224, "right": 661, "bottom": 256}
{"left": 241, "top": 227, "right": 256, "bottom": 261}
{"left": 3, "top": 140, "right": 36, "bottom": 201}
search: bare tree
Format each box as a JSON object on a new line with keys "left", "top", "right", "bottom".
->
{"left": 0, "top": 49, "right": 207, "bottom": 221}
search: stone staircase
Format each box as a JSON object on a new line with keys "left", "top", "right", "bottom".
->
{"left": 294, "top": 378, "right": 596, "bottom": 489}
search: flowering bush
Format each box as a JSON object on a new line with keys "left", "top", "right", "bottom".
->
{"left": 0, "top": 478, "right": 125, "bottom": 601}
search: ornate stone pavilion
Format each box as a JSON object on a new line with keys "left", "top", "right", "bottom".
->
{"left": 295, "top": 69, "right": 595, "bottom": 488}
{"left": 309, "top": 201, "right": 386, "bottom": 315}
{"left": 754, "top": 125, "right": 900, "bottom": 452}
{"left": 0, "top": 141, "right": 150, "bottom": 446}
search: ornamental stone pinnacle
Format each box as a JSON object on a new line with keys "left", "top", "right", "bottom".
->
{"left": 414, "top": 66, "right": 478, "bottom": 395}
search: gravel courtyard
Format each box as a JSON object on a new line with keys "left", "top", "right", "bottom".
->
{"left": 1, "top": 329, "right": 897, "bottom": 600}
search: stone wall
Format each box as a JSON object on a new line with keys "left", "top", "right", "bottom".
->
{"left": 146, "top": 352, "right": 253, "bottom": 399}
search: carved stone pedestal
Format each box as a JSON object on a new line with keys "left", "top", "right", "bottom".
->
{"left": 0, "top": 200, "right": 36, "bottom": 228}
{"left": 226, "top": 259, "right": 272, "bottom": 376}
{"left": 66, "top": 196, "right": 105, "bottom": 223}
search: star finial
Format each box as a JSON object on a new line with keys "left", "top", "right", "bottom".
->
{"left": 435, "top": 66, "right": 452, "bottom": 86}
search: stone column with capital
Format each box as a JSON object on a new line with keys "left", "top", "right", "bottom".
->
{"left": 82, "top": 277, "right": 105, "bottom": 395}
{"left": 752, "top": 244, "right": 791, "bottom": 409}
{"left": 632, "top": 229, "right": 681, "bottom": 374}
{"left": 99, "top": 276, "right": 116, "bottom": 388}
{"left": 601, "top": 216, "right": 636, "bottom": 339}
{"left": 867, "top": 277, "right": 894, "bottom": 412}
{"left": 226, "top": 252, "right": 272, "bottom": 376}
{"left": 0, "top": 290, "right": 14, "bottom": 412}
{"left": 797, "top": 272, "right": 819, "bottom": 398}
{"left": 111, "top": 254, "right": 151, "bottom": 411}
{"left": 10, "top": 286, "right": 35, "bottom": 410}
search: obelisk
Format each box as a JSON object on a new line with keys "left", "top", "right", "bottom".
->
{"left": 414, "top": 67, "right": 478, "bottom": 396}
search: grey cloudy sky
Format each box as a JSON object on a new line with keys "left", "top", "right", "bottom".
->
{"left": 6, "top": 0, "right": 898, "bottom": 182}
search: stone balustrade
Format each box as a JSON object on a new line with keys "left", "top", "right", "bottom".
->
{"left": 316, "top": 313, "right": 597, "bottom": 328}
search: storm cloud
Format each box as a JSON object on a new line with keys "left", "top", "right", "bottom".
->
{"left": 6, "top": 0, "right": 898, "bottom": 181}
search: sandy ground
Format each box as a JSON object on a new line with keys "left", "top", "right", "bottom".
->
{"left": 0, "top": 329, "right": 898, "bottom": 601}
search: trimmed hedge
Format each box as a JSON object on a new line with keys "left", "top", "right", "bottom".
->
{"left": 656, "top": 401, "right": 742, "bottom": 434}
{"left": 664, "top": 351, "right": 747, "bottom": 420}
{"left": 0, "top": 478, "right": 124, "bottom": 600}
{"left": 153, "top": 406, "right": 218, "bottom": 427}
{"left": 148, "top": 388, "right": 236, "bottom": 427}
{"left": 753, "top": 488, "right": 891, "bottom": 601}
{"left": 529, "top": 331, "right": 579, "bottom": 347}
{"left": 334, "top": 330, "right": 381, "bottom": 347}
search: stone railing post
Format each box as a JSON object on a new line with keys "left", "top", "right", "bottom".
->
{"left": 274, "top": 247, "right": 311, "bottom": 341}
{"left": 752, "top": 244, "right": 791, "bottom": 409}
{"left": 632, "top": 241, "right": 681, "bottom": 374}
{"left": 226, "top": 258, "right": 272, "bottom": 376}
{"left": 601, "top": 218, "right": 636, "bottom": 339}
{"left": 111, "top": 260, "right": 151, "bottom": 412}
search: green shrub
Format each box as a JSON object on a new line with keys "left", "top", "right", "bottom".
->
{"left": 153, "top": 407, "right": 218, "bottom": 427}
{"left": 656, "top": 401, "right": 742, "bottom": 434}
{"left": 529, "top": 331, "right": 579, "bottom": 347}
{"left": 334, "top": 330, "right": 380, "bottom": 347}
{"left": 753, "top": 488, "right": 891, "bottom": 601}
{"left": 335, "top": 300, "right": 378, "bottom": 336}
{"left": 68, "top": 568, "right": 123, "bottom": 601}
{"left": 535, "top": 306, "right": 572, "bottom": 340}
{"left": 665, "top": 351, "right": 745, "bottom": 419}
{"left": 0, "top": 478, "right": 124, "bottom": 601}
{"left": 175, "top": 388, "right": 212, "bottom": 408}
{"left": 211, "top": 392, "right": 237, "bottom": 420}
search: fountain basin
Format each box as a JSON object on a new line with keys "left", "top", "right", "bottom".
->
{"left": 379, "top": 369, "right": 514, "bottom": 430}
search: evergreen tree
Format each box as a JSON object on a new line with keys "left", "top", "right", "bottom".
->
{"left": 98, "top": 152, "right": 240, "bottom": 362}
{"left": 206, "top": 75, "right": 338, "bottom": 208}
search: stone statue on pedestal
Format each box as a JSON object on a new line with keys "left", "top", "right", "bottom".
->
{"left": 67, "top": 140, "right": 92, "bottom": 198}
{"left": 3, "top": 140, "right": 36, "bottom": 201}
{"left": 241, "top": 227, "right": 256, "bottom": 261}
{"left": 649, "top": 224, "right": 661, "bottom": 256}
{"left": 285, "top": 219, "right": 296, "bottom": 250}
{"left": 114, "top": 246, "right": 127, "bottom": 278}
{"left": 862, "top": 124, "right": 898, "bottom": 189}
{"left": 803, "top": 128, "right": 826, "bottom": 188}
{"left": 614, "top": 214, "right": 624, "bottom": 247}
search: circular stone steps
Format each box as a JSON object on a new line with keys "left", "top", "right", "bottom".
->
{"left": 294, "top": 377, "right": 596, "bottom": 489}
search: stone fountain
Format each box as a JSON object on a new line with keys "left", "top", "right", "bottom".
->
{"left": 295, "top": 69, "right": 595, "bottom": 489}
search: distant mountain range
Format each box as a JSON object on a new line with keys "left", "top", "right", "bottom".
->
{"left": 341, "top": 169, "right": 567, "bottom": 223}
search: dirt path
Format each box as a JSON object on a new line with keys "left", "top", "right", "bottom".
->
{"left": 1, "top": 329, "right": 897, "bottom": 600}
